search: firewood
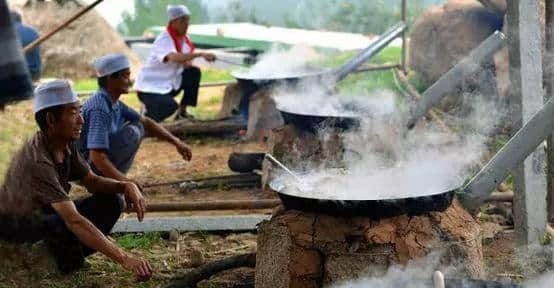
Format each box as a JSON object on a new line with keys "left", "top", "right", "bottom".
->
{"left": 166, "top": 253, "right": 256, "bottom": 288}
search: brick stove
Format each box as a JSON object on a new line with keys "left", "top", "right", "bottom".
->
{"left": 255, "top": 200, "right": 484, "bottom": 288}
{"left": 258, "top": 126, "right": 484, "bottom": 288}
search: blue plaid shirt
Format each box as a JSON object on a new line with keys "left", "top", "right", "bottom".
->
{"left": 80, "top": 88, "right": 141, "bottom": 158}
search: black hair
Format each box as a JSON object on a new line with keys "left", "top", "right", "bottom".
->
{"left": 35, "top": 105, "right": 65, "bottom": 132}
{"left": 97, "top": 69, "right": 127, "bottom": 89}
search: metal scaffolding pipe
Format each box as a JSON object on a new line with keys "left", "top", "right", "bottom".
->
{"left": 405, "top": 31, "right": 506, "bottom": 129}
{"left": 460, "top": 94, "right": 554, "bottom": 210}
{"left": 334, "top": 22, "right": 406, "bottom": 82}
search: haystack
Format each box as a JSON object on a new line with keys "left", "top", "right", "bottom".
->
{"left": 14, "top": 2, "right": 141, "bottom": 80}
{"left": 410, "top": 0, "right": 545, "bottom": 104}
{"left": 409, "top": 0, "right": 503, "bottom": 86}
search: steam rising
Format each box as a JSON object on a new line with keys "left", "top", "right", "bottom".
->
{"left": 233, "top": 44, "right": 325, "bottom": 79}
{"left": 330, "top": 253, "right": 442, "bottom": 288}
{"left": 273, "top": 82, "right": 396, "bottom": 117}
{"left": 268, "top": 56, "right": 506, "bottom": 201}
{"left": 273, "top": 87, "right": 502, "bottom": 200}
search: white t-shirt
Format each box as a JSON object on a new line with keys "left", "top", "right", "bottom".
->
{"left": 134, "top": 31, "right": 191, "bottom": 94}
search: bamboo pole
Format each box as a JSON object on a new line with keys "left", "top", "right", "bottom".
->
{"left": 130, "top": 199, "right": 281, "bottom": 212}
{"left": 485, "top": 191, "right": 514, "bottom": 202}
{"left": 351, "top": 63, "right": 399, "bottom": 74}
{"left": 23, "top": 0, "right": 104, "bottom": 53}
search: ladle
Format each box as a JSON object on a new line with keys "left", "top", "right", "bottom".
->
{"left": 264, "top": 154, "right": 311, "bottom": 191}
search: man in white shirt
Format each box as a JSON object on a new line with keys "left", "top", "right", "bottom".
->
{"left": 134, "top": 4, "right": 216, "bottom": 122}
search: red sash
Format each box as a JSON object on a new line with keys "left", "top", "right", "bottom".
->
{"left": 167, "top": 25, "right": 195, "bottom": 54}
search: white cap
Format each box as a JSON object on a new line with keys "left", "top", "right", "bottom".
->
{"left": 93, "top": 53, "right": 130, "bottom": 77}
{"left": 167, "top": 4, "right": 190, "bottom": 21}
{"left": 33, "top": 80, "right": 79, "bottom": 113}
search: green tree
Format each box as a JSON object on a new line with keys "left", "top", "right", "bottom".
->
{"left": 118, "top": 0, "right": 208, "bottom": 36}
{"left": 291, "top": 0, "right": 431, "bottom": 34}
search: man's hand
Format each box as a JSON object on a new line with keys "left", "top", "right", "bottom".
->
{"left": 123, "top": 182, "right": 146, "bottom": 222}
{"left": 202, "top": 53, "right": 216, "bottom": 62}
{"left": 121, "top": 253, "right": 153, "bottom": 281}
{"left": 175, "top": 141, "right": 192, "bottom": 161}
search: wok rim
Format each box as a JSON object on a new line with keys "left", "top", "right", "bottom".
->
{"left": 268, "top": 177, "right": 463, "bottom": 202}
{"left": 277, "top": 105, "right": 363, "bottom": 120}
{"left": 230, "top": 67, "right": 333, "bottom": 81}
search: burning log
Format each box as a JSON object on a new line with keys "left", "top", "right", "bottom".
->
{"left": 162, "top": 118, "right": 246, "bottom": 138}
{"left": 178, "top": 173, "right": 261, "bottom": 192}
{"left": 166, "top": 253, "right": 256, "bottom": 288}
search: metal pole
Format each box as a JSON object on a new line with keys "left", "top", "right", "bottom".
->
{"left": 23, "top": 0, "right": 104, "bottom": 53}
{"left": 401, "top": 0, "right": 407, "bottom": 72}
{"left": 405, "top": 31, "right": 506, "bottom": 129}
{"left": 545, "top": 0, "right": 554, "bottom": 223}
{"left": 334, "top": 22, "right": 406, "bottom": 82}
{"left": 460, "top": 96, "right": 554, "bottom": 210}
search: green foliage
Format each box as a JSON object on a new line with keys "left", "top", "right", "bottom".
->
{"left": 116, "top": 232, "right": 162, "bottom": 250}
{"left": 194, "top": 230, "right": 211, "bottom": 243}
{"left": 118, "top": 0, "right": 208, "bottom": 36}
{"left": 73, "top": 78, "right": 97, "bottom": 92}
{"left": 294, "top": 0, "right": 429, "bottom": 34}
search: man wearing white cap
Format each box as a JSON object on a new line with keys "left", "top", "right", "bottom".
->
{"left": 135, "top": 4, "right": 216, "bottom": 122}
{"left": 0, "top": 80, "right": 152, "bottom": 280}
{"left": 80, "top": 53, "right": 192, "bottom": 185}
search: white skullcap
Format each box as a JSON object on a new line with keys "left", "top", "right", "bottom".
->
{"left": 93, "top": 53, "right": 130, "bottom": 77}
{"left": 33, "top": 79, "right": 79, "bottom": 113}
{"left": 167, "top": 4, "right": 190, "bottom": 21}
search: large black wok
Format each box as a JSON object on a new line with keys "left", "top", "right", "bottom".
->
{"left": 269, "top": 177, "right": 457, "bottom": 218}
{"left": 278, "top": 106, "right": 361, "bottom": 134}
{"left": 231, "top": 22, "right": 407, "bottom": 121}
{"left": 269, "top": 79, "right": 554, "bottom": 217}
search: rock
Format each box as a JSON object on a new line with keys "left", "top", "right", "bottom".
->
{"left": 169, "top": 229, "right": 180, "bottom": 242}
{"left": 246, "top": 89, "right": 284, "bottom": 140}
{"left": 188, "top": 248, "right": 205, "bottom": 268}
{"left": 219, "top": 83, "right": 241, "bottom": 119}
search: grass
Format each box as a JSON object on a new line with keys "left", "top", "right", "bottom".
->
{"left": 116, "top": 232, "right": 162, "bottom": 250}
{"left": 0, "top": 101, "right": 37, "bottom": 183}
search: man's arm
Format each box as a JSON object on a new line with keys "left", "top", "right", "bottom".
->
{"left": 51, "top": 201, "right": 152, "bottom": 280}
{"left": 165, "top": 52, "right": 215, "bottom": 65}
{"left": 141, "top": 116, "right": 192, "bottom": 161}
{"left": 80, "top": 170, "right": 147, "bottom": 222}
{"left": 89, "top": 149, "right": 129, "bottom": 182}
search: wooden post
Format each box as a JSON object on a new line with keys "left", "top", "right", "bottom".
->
{"left": 545, "top": 0, "right": 554, "bottom": 223}
{"left": 506, "top": 0, "right": 547, "bottom": 245}
{"left": 401, "top": 0, "right": 407, "bottom": 72}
